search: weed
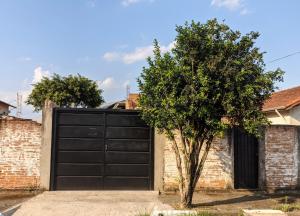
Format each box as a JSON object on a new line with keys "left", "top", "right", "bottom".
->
{"left": 274, "top": 203, "right": 300, "bottom": 212}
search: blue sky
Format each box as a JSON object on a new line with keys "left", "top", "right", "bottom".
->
{"left": 0, "top": 0, "right": 299, "bottom": 119}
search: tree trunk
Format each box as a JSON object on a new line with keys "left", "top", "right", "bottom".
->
{"left": 180, "top": 181, "right": 194, "bottom": 208}
{"left": 170, "top": 133, "right": 213, "bottom": 209}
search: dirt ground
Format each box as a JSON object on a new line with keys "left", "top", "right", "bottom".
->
{"left": 159, "top": 190, "right": 300, "bottom": 215}
{"left": 0, "top": 191, "right": 39, "bottom": 212}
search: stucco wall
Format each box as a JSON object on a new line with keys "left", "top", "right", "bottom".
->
{"left": 266, "top": 105, "right": 300, "bottom": 125}
{"left": 0, "top": 116, "right": 41, "bottom": 189}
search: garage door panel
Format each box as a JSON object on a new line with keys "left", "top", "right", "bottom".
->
{"left": 105, "top": 152, "right": 149, "bottom": 164}
{"left": 105, "top": 164, "right": 148, "bottom": 177}
{"left": 52, "top": 110, "right": 153, "bottom": 191}
{"left": 106, "top": 127, "right": 149, "bottom": 139}
{"left": 58, "top": 126, "right": 104, "bottom": 138}
{"left": 56, "top": 163, "right": 103, "bottom": 176}
{"left": 58, "top": 138, "right": 104, "bottom": 150}
{"left": 57, "top": 151, "right": 104, "bottom": 163}
{"left": 56, "top": 177, "right": 103, "bottom": 190}
{"left": 106, "top": 139, "right": 149, "bottom": 152}
{"left": 58, "top": 113, "right": 105, "bottom": 125}
{"left": 104, "top": 177, "right": 149, "bottom": 190}
{"left": 106, "top": 114, "right": 147, "bottom": 127}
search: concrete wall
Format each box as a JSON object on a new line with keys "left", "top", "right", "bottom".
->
{"left": 0, "top": 116, "right": 41, "bottom": 189}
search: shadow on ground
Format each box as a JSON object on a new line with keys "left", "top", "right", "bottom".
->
{"left": 160, "top": 191, "right": 300, "bottom": 215}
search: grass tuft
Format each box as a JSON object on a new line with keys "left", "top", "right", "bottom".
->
{"left": 273, "top": 203, "right": 300, "bottom": 212}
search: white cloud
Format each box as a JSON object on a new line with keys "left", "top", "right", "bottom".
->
{"left": 98, "top": 77, "right": 130, "bottom": 89}
{"left": 103, "top": 52, "right": 121, "bottom": 62}
{"left": 123, "top": 45, "right": 153, "bottom": 64}
{"left": 103, "top": 41, "right": 175, "bottom": 64}
{"left": 121, "top": 0, "right": 154, "bottom": 7}
{"left": 98, "top": 77, "right": 117, "bottom": 90}
{"left": 17, "top": 57, "right": 32, "bottom": 62}
{"left": 211, "top": 0, "right": 241, "bottom": 10}
{"left": 211, "top": 0, "right": 249, "bottom": 14}
{"left": 97, "top": 77, "right": 131, "bottom": 102}
{"left": 32, "top": 66, "right": 50, "bottom": 84}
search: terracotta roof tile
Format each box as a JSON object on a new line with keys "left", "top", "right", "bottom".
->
{"left": 263, "top": 86, "right": 300, "bottom": 111}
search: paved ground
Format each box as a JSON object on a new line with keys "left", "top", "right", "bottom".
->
{"left": 0, "top": 191, "right": 39, "bottom": 212}
{"left": 160, "top": 190, "right": 300, "bottom": 215}
{"left": 13, "top": 191, "right": 173, "bottom": 216}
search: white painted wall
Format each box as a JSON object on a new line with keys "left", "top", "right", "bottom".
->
{"left": 266, "top": 105, "right": 300, "bottom": 125}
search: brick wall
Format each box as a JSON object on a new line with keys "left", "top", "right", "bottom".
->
{"left": 0, "top": 116, "right": 41, "bottom": 189}
{"left": 163, "top": 126, "right": 300, "bottom": 191}
{"left": 264, "top": 125, "right": 298, "bottom": 190}
{"left": 163, "top": 131, "right": 233, "bottom": 191}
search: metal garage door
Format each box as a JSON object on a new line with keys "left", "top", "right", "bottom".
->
{"left": 50, "top": 108, "right": 154, "bottom": 190}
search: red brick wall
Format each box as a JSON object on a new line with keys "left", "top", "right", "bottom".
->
{"left": 0, "top": 117, "right": 41, "bottom": 189}
{"left": 264, "top": 126, "right": 298, "bottom": 190}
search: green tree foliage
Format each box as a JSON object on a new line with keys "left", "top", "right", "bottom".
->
{"left": 26, "top": 73, "right": 104, "bottom": 111}
{"left": 138, "top": 19, "right": 284, "bottom": 208}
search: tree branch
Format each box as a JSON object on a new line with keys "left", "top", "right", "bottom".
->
{"left": 170, "top": 136, "right": 185, "bottom": 193}
{"left": 192, "top": 135, "right": 214, "bottom": 189}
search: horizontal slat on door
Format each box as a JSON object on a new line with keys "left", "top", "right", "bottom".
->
{"left": 104, "top": 177, "right": 149, "bottom": 190}
{"left": 106, "top": 114, "right": 147, "bottom": 127}
{"left": 106, "top": 127, "right": 149, "bottom": 139}
{"left": 58, "top": 113, "right": 104, "bottom": 125}
{"left": 58, "top": 126, "right": 104, "bottom": 138}
{"left": 57, "top": 138, "right": 104, "bottom": 150}
{"left": 106, "top": 152, "right": 149, "bottom": 164}
{"left": 105, "top": 164, "right": 149, "bottom": 177}
{"left": 57, "top": 151, "right": 104, "bottom": 163}
{"left": 106, "top": 139, "right": 149, "bottom": 152}
{"left": 56, "top": 164, "right": 103, "bottom": 176}
{"left": 56, "top": 177, "right": 103, "bottom": 190}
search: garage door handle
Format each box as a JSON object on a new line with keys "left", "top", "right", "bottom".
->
{"left": 105, "top": 144, "right": 108, "bottom": 151}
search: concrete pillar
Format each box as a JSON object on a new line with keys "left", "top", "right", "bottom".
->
{"left": 258, "top": 128, "right": 266, "bottom": 190}
{"left": 296, "top": 127, "right": 300, "bottom": 188}
{"left": 154, "top": 130, "right": 166, "bottom": 192}
{"left": 40, "top": 100, "right": 56, "bottom": 190}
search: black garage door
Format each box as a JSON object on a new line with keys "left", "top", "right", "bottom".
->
{"left": 50, "top": 108, "right": 154, "bottom": 190}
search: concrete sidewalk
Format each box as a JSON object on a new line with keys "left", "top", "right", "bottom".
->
{"left": 13, "top": 191, "right": 172, "bottom": 216}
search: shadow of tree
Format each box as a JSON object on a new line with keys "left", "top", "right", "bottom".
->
{"left": 193, "top": 194, "right": 268, "bottom": 207}
{"left": 193, "top": 193, "right": 300, "bottom": 207}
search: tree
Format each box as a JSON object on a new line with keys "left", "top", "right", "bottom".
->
{"left": 27, "top": 73, "right": 104, "bottom": 111}
{"left": 138, "top": 19, "right": 284, "bottom": 208}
